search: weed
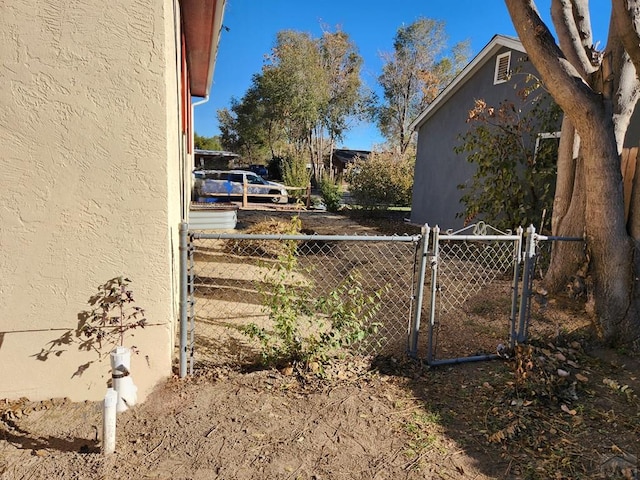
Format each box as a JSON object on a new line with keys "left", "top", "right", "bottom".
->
{"left": 242, "top": 218, "right": 387, "bottom": 370}
{"left": 319, "top": 174, "right": 342, "bottom": 212}
{"left": 402, "top": 410, "right": 444, "bottom": 463}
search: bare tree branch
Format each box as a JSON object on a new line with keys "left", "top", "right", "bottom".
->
{"left": 551, "top": 0, "right": 598, "bottom": 76}
{"left": 504, "top": 0, "right": 601, "bottom": 125}
{"left": 613, "top": 0, "right": 640, "bottom": 76}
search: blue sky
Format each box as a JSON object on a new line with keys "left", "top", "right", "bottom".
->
{"left": 195, "top": 1, "right": 610, "bottom": 151}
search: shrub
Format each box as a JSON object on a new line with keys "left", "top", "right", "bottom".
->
{"left": 242, "top": 218, "right": 386, "bottom": 370}
{"left": 454, "top": 90, "right": 561, "bottom": 231}
{"left": 319, "top": 174, "right": 342, "bottom": 212}
{"left": 346, "top": 152, "right": 414, "bottom": 208}
{"left": 280, "top": 154, "right": 310, "bottom": 202}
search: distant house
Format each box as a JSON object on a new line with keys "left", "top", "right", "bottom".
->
{"left": 0, "top": 0, "right": 226, "bottom": 402}
{"left": 331, "top": 149, "right": 371, "bottom": 176}
{"left": 409, "top": 34, "right": 640, "bottom": 230}
{"left": 195, "top": 149, "right": 241, "bottom": 170}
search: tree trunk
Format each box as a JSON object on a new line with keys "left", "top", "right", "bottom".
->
{"left": 580, "top": 119, "right": 635, "bottom": 343}
{"left": 505, "top": 0, "right": 640, "bottom": 345}
{"left": 544, "top": 115, "right": 587, "bottom": 292}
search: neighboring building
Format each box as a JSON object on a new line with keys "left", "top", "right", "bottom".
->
{"left": 331, "top": 149, "right": 371, "bottom": 176}
{"left": 411, "top": 35, "right": 535, "bottom": 229}
{"left": 0, "top": 0, "right": 226, "bottom": 401}
{"left": 194, "top": 149, "right": 241, "bottom": 170}
{"left": 410, "top": 34, "right": 640, "bottom": 230}
{"left": 409, "top": 35, "right": 546, "bottom": 230}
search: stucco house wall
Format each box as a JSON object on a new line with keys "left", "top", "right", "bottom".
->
{"left": 0, "top": 0, "right": 211, "bottom": 402}
{"left": 410, "top": 36, "right": 540, "bottom": 230}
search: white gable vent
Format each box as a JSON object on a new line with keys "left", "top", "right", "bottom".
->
{"left": 494, "top": 51, "right": 511, "bottom": 84}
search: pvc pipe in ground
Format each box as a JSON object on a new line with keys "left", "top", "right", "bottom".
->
{"left": 110, "top": 346, "right": 138, "bottom": 413}
{"left": 102, "top": 388, "right": 117, "bottom": 455}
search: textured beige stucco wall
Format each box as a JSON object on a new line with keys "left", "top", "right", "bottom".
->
{"left": 0, "top": 0, "right": 182, "bottom": 401}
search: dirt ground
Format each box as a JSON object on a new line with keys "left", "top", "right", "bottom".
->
{"left": 1, "top": 206, "right": 639, "bottom": 479}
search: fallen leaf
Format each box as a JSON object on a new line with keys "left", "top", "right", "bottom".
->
{"left": 561, "top": 404, "right": 577, "bottom": 415}
{"left": 575, "top": 373, "right": 589, "bottom": 383}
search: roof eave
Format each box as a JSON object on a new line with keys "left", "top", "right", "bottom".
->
{"left": 409, "top": 35, "right": 526, "bottom": 131}
{"left": 181, "top": 0, "right": 226, "bottom": 98}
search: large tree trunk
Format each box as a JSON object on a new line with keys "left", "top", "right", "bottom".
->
{"left": 505, "top": 0, "right": 640, "bottom": 344}
{"left": 581, "top": 123, "right": 635, "bottom": 342}
{"left": 544, "top": 116, "right": 587, "bottom": 292}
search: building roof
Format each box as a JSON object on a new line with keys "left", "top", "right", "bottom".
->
{"left": 194, "top": 149, "right": 239, "bottom": 157}
{"left": 181, "top": 0, "right": 227, "bottom": 98}
{"left": 332, "top": 149, "right": 371, "bottom": 164}
{"left": 409, "top": 35, "right": 526, "bottom": 131}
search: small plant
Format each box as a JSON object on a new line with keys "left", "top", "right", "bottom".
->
{"left": 79, "top": 276, "right": 147, "bottom": 354}
{"left": 242, "top": 219, "right": 386, "bottom": 370}
{"left": 319, "top": 174, "right": 342, "bottom": 212}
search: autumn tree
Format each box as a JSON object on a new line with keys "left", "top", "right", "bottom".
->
{"left": 504, "top": 1, "right": 640, "bottom": 344}
{"left": 377, "top": 18, "right": 470, "bottom": 157}
{"left": 455, "top": 91, "right": 561, "bottom": 231}
{"left": 218, "top": 27, "right": 369, "bottom": 178}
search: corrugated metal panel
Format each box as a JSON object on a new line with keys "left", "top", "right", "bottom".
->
{"left": 189, "top": 208, "right": 237, "bottom": 229}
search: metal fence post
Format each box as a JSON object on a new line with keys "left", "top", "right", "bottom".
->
{"left": 408, "top": 225, "right": 430, "bottom": 357}
{"left": 517, "top": 224, "right": 536, "bottom": 344}
{"left": 509, "top": 226, "right": 524, "bottom": 349}
{"left": 426, "top": 226, "right": 440, "bottom": 364}
{"left": 179, "top": 221, "right": 189, "bottom": 378}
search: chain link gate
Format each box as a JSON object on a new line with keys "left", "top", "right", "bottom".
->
{"left": 417, "top": 223, "right": 525, "bottom": 366}
{"left": 179, "top": 226, "right": 425, "bottom": 374}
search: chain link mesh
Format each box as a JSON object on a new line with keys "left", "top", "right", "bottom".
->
{"left": 428, "top": 237, "right": 519, "bottom": 361}
{"left": 188, "top": 233, "right": 421, "bottom": 366}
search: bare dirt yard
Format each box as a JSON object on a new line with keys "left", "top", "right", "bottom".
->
{"left": 1, "top": 206, "right": 639, "bottom": 479}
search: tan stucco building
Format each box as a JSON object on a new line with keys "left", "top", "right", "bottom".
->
{"left": 0, "top": 0, "right": 225, "bottom": 401}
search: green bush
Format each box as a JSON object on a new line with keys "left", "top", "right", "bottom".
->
{"left": 346, "top": 152, "right": 414, "bottom": 208}
{"left": 280, "top": 155, "right": 310, "bottom": 202}
{"left": 319, "top": 174, "right": 342, "bottom": 212}
{"left": 454, "top": 91, "right": 561, "bottom": 231}
{"left": 242, "top": 218, "right": 386, "bottom": 371}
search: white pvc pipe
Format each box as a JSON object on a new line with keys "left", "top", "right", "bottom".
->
{"left": 110, "top": 346, "right": 138, "bottom": 413}
{"left": 102, "top": 388, "right": 117, "bottom": 455}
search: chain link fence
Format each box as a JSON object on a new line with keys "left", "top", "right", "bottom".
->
{"left": 185, "top": 231, "right": 422, "bottom": 370}
{"left": 177, "top": 222, "right": 580, "bottom": 374}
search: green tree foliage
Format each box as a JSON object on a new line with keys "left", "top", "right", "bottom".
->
{"left": 194, "top": 133, "right": 222, "bottom": 151}
{"left": 218, "top": 27, "right": 370, "bottom": 177}
{"left": 454, "top": 91, "right": 562, "bottom": 231}
{"left": 378, "top": 18, "right": 470, "bottom": 156}
{"left": 217, "top": 80, "right": 277, "bottom": 161}
{"left": 346, "top": 152, "right": 414, "bottom": 208}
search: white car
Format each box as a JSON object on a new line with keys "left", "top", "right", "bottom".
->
{"left": 193, "top": 169, "right": 288, "bottom": 204}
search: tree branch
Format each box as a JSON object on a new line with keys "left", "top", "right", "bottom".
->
{"left": 504, "top": 0, "right": 602, "bottom": 125}
{"left": 612, "top": 0, "right": 640, "bottom": 76}
{"left": 551, "top": 0, "right": 598, "bottom": 76}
